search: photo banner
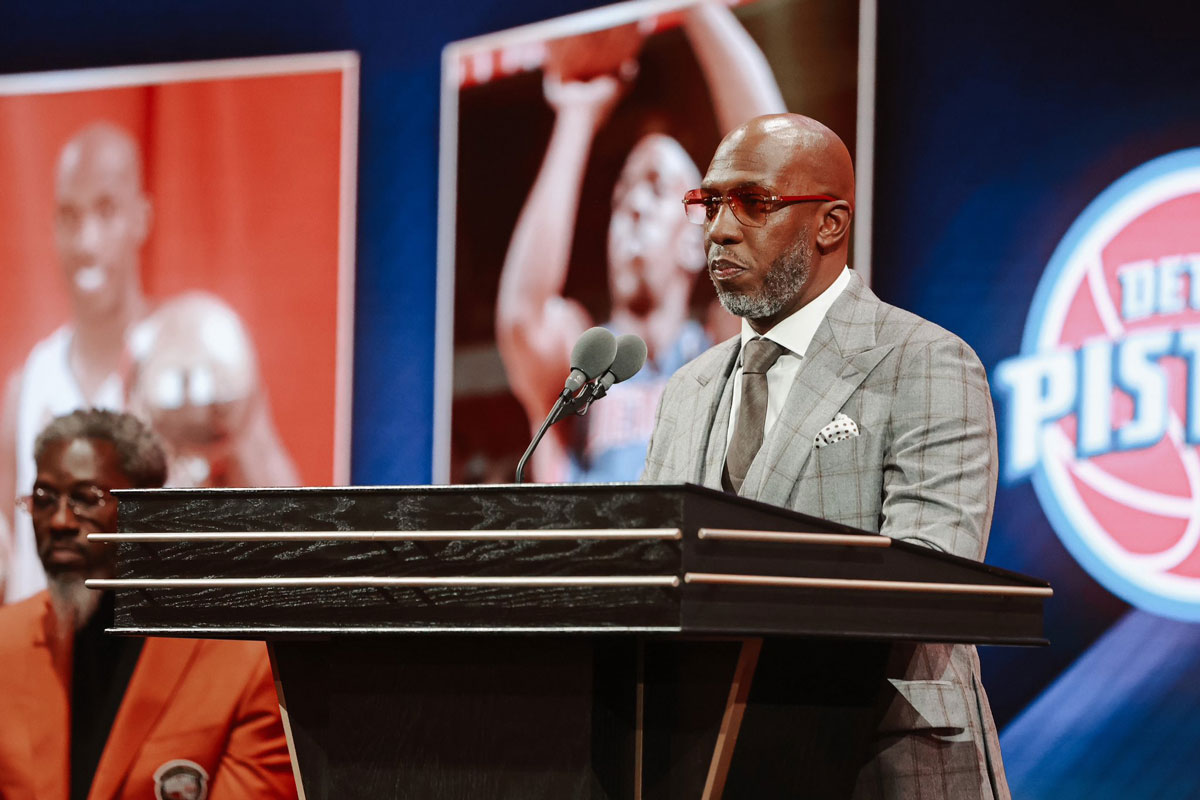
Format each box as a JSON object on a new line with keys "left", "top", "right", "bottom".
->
{"left": 437, "top": 0, "right": 872, "bottom": 485}
{"left": 0, "top": 53, "right": 357, "bottom": 487}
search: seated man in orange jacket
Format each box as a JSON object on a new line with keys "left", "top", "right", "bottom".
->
{"left": 0, "top": 409, "right": 297, "bottom": 800}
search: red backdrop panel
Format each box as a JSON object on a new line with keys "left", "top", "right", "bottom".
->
{"left": 0, "top": 70, "right": 346, "bottom": 484}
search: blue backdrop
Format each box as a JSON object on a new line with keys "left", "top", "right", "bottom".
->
{"left": 4, "top": 1, "right": 1200, "bottom": 795}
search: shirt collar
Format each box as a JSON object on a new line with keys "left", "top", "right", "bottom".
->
{"left": 739, "top": 265, "right": 852, "bottom": 358}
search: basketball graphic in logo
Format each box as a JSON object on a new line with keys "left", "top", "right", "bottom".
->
{"left": 995, "top": 148, "right": 1200, "bottom": 621}
{"left": 153, "top": 759, "right": 209, "bottom": 800}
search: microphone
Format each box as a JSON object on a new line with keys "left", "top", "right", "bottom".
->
{"left": 548, "top": 333, "right": 647, "bottom": 425}
{"left": 562, "top": 327, "right": 618, "bottom": 396}
{"left": 593, "top": 334, "right": 648, "bottom": 397}
{"left": 515, "top": 328, "right": 618, "bottom": 483}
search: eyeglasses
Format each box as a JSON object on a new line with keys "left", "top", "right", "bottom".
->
{"left": 682, "top": 188, "right": 839, "bottom": 227}
{"left": 17, "top": 485, "right": 113, "bottom": 519}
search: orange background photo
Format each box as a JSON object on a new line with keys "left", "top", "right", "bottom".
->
{"left": 0, "top": 69, "right": 347, "bottom": 485}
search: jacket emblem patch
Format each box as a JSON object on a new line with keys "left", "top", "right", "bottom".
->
{"left": 153, "top": 759, "right": 210, "bottom": 800}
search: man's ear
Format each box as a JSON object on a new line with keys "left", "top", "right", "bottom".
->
{"left": 815, "top": 201, "right": 853, "bottom": 254}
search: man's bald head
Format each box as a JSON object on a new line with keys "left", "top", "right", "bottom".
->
{"left": 701, "top": 113, "right": 856, "bottom": 333}
{"left": 715, "top": 113, "right": 855, "bottom": 208}
{"left": 56, "top": 122, "right": 144, "bottom": 197}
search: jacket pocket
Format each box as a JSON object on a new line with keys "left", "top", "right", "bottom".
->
{"left": 799, "top": 432, "right": 880, "bottom": 530}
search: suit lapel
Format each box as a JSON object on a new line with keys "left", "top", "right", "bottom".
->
{"left": 701, "top": 365, "right": 738, "bottom": 490}
{"left": 89, "top": 638, "right": 201, "bottom": 800}
{"left": 24, "top": 597, "right": 72, "bottom": 800}
{"left": 744, "top": 273, "right": 895, "bottom": 505}
{"left": 687, "top": 337, "right": 740, "bottom": 488}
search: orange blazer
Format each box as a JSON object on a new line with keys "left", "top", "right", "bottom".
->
{"left": 0, "top": 592, "right": 298, "bottom": 800}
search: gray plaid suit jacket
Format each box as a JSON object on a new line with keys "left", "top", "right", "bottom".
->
{"left": 643, "top": 271, "right": 1010, "bottom": 799}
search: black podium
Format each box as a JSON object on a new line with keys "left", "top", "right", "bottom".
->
{"left": 92, "top": 483, "right": 1050, "bottom": 799}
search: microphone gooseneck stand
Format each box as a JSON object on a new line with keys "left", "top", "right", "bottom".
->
{"left": 515, "top": 391, "right": 572, "bottom": 484}
{"left": 513, "top": 329, "right": 646, "bottom": 483}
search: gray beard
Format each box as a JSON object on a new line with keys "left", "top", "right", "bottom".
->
{"left": 711, "top": 236, "right": 813, "bottom": 321}
{"left": 47, "top": 574, "right": 101, "bottom": 631}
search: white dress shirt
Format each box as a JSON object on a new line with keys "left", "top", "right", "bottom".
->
{"left": 726, "top": 266, "right": 852, "bottom": 449}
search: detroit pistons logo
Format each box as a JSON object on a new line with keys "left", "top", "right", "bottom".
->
{"left": 995, "top": 148, "right": 1200, "bottom": 620}
{"left": 153, "top": 759, "right": 209, "bottom": 800}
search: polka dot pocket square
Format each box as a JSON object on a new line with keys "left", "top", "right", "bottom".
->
{"left": 814, "top": 413, "right": 860, "bottom": 448}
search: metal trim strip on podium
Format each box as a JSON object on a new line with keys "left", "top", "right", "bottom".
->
{"left": 90, "top": 527, "right": 684, "bottom": 542}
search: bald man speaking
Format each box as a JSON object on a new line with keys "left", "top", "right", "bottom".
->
{"left": 644, "top": 114, "right": 1008, "bottom": 799}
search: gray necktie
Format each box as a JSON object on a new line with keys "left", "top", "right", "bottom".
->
{"left": 724, "top": 337, "right": 787, "bottom": 494}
